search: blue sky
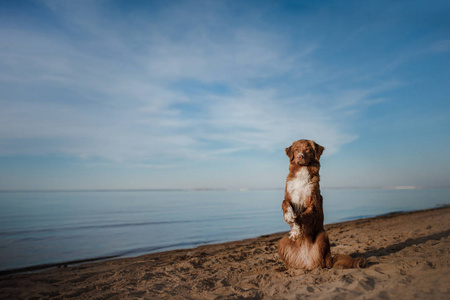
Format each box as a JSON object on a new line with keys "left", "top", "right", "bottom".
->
{"left": 1, "top": 0, "right": 449, "bottom": 190}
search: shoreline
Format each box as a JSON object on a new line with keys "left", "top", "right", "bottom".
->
{"left": 0, "top": 206, "right": 445, "bottom": 276}
{"left": 1, "top": 206, "right": 449, "bottom": 299}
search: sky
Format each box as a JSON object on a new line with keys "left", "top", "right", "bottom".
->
{"left": 0, "top": 0, "right": 449, "bottom": 190}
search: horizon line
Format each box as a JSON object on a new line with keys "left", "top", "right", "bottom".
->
{"left": 1, "top": 185, "right": 449, "bottom": 193}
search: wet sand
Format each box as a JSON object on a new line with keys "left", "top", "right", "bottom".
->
{"left": 1, "top": 206, "right": 449, "bottom": 299}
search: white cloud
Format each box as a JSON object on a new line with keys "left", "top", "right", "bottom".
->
{"left": 0, "top": 1, "right": 390, "bottom": 165}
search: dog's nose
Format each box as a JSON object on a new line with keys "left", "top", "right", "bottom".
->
{"left": 297, "top": 153, "right": 304, "bottom": 159}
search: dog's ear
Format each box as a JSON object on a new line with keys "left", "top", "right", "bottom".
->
{"left": 310, "top": 141, "right": 325, "bottom": 161}
{"left": 285, "top": 146, "right": 294, "bottom": 161}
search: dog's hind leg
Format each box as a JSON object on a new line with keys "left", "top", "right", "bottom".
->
{"left": 277, "top": 236, "right": 292, "bottom": 268}
{"left": 316, "top": 231, "right": 333, "bottom": 268}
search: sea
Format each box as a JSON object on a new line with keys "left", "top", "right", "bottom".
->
{"left": 0, "top": 188, "right": 449, "bottom": 273}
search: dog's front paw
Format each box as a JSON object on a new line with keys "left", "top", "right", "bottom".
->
{"left": 284, "top": 206, "right": 296, "bottom": 224}
{"left": 289, "top": 224, "right": 302, "bottom": 241}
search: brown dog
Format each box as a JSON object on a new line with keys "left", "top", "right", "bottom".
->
{"left": 278, "top": 139, "right": 367, "bottom": 270}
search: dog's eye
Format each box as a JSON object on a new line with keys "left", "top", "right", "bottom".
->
{"left": 305, "top": 148, "right": 310, "bottom": 152}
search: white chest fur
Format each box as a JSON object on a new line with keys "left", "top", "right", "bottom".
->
{"left": 286, "top": 167, "right": 312, "bottom": 212}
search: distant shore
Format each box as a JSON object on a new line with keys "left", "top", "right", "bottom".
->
{"left": 1, "top": 206, "right": 449, "bottom": 299}
{"left": 1, "top": 186, "right": 449, "bottom": 193}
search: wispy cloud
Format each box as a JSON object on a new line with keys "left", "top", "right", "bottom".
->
{"left": 0, "top": 1, "right": 402, "bottom": 165}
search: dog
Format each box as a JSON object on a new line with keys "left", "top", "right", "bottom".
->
{"left": 278, "top": 139, "right": 367, "bottom": 270}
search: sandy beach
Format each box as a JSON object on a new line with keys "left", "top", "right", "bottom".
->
{"left": 0, "top": 206, "right": 449, "bottom": 299}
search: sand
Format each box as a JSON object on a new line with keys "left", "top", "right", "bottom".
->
{"left": 1, "top": 206, "right": 449, "bottom": 299}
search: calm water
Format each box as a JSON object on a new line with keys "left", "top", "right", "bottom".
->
{"left": 0, "top": 188, "right": 448, "bottom": 272}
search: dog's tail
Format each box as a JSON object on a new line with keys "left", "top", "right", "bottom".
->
{"left": 332, "top": 254, "right": 368, "bottom": 269}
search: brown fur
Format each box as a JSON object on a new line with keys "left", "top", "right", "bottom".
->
{"left": 278, "top": 139, "right": 367, "bottom": 270}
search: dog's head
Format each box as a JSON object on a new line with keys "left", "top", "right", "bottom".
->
{"left": 285, "top": 139, "right": 325, "bottom": 166}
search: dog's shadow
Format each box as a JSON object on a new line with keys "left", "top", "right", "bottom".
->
{"left": 350, "top": 229, "right": 450, "bottom": 265}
